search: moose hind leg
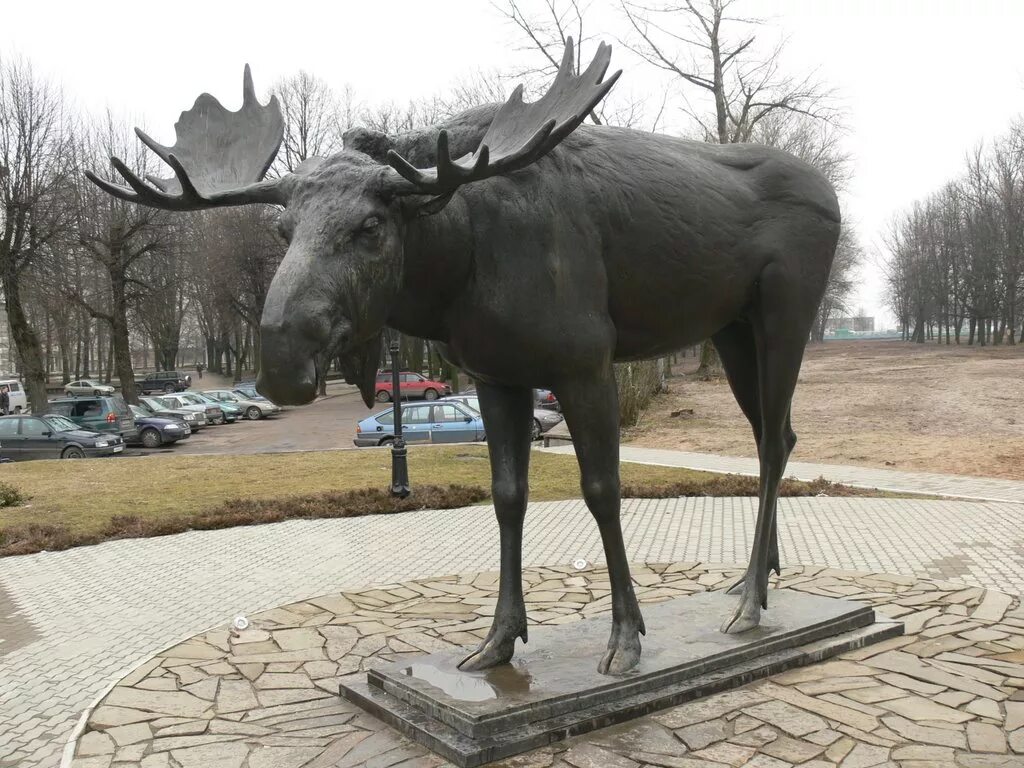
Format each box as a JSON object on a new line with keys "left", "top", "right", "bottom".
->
{"left": 712, "top": 322, "right": 783, "bottom": 596}
{"left": 458, "top": 382, "right": 534, "bottom": 671}
{"left": 557, "top": 372, "right": 646, "bottom": 675}
{"left": 722, "top": 265, "right": 813, "bottom": 634}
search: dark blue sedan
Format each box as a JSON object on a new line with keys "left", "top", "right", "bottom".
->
{"left": 130, "top": 405, "right": 191, "bottom": 448}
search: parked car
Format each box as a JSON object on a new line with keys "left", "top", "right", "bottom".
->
{"left": 232, "top": 381, "right": 268, "bottom": 401}
{"left": 535, "top": 388, "right": 560, "bottom": 412}
{"left": 0, "top": 379, "right": 28, "bottom": 414}
{"left": 46, "top": 394, "right": 139, "bottom": 442}
{"left": 374, "top": 371, "right": 451, "bottom": 402}
{"left": 137, "top": 397, "right": 207, "bottom": 431}
{"left": 203, "top": 389, "right": 282, "bottom": 420}
{"left": 152, "top": 393, "right": 224, "bottom": 425}
{"left": 184, "top": 392, "right": 240, "bottom": 423}
{"left": 135, "top": 370, "right": 192, "bottom": 394}
{"left": 129, "top": 405, "right": 191, "bottom": 448}
{"left": 64, "top": 379, "right": 115, "bottom": 396}
{"left": 0, "top": 414, "right": 124, "bottom": 460}
{"left": 354, "top": 401, "right": 485, "bottom": 446}
{"left": 442, "top": 392, "right": 564, "bottom": 441}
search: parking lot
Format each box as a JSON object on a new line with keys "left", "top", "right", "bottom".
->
{"left": 136, "top": 380, "right": 374, "bottom": 457}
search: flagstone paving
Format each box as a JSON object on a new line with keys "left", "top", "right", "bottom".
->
{"left": 3, "top": 495, "right": 1024, "bottom": 766}
{"left": 65, "top": 563, "right": 1024, "bottom": 768}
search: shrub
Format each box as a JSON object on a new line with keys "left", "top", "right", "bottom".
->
{"left": 621, "top": 474, "right": 865, "bottom": 498}
{"left": 0, "top": 482, "right": 25, "bottom": 507}
{"left": 615, "top": 360, "right": 665, "bottom": 427}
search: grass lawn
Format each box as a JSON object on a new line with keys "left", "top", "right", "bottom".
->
{"left": 0, "top": 445, "right": 893, "bottom": 555}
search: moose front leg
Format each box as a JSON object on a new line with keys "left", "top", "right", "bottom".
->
{"left": 557, "top": 372, "right": 646, "bottom": 675}
{"left": 458, "top": 382, "right": 534, "bottom": 671}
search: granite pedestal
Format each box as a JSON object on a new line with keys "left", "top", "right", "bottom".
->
{"left": 341, "top": 588, "right": 902, "bottom": 767}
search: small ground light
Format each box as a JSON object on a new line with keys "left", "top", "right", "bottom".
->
{"left": 233, "top": 615, "right": 250, "bottom": 631}
{"left": 572, "top": 558, "right": 589, "bottom": 570}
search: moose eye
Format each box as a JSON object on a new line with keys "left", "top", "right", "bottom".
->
{"left": 361, "top": 216, "right": 380, "bottom": 233}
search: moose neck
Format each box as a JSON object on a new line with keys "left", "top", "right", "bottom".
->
{"left": 385, "top": 199, "right": 473, "bottom": 344}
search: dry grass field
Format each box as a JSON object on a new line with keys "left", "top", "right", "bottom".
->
{"left": 628, "top": 339, "right": 1024, "bottom": 480}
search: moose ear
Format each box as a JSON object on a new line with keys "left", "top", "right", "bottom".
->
{"left": 343, "top": 127, "right": 393, "bottom": 162}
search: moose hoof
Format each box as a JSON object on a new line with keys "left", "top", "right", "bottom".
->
{"left": 458, "top": 641, "right": 515, "bottom": 671}
{"left": 597, "top": 625, "right": 643, "bottom": 675}
{"left": 721, "top": 597, "right": 762, "bottom": 634}
{"left": 457, "top": 625, "right": 525, "bottom": 672}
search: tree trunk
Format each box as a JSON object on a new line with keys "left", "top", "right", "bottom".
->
{"left": 694, "top": 339, "right": 723, "bottom": 379}
{"left": 108, "top": 274, "right": 138, "bottom": 402}
{"left": 1, "top": 268, "right": 48, "bottom": 412}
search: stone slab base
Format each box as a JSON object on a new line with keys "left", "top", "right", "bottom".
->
{"left": 341, "top": 589, "right": 903, "bottom": 767}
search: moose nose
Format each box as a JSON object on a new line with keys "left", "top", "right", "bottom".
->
{"left": 256, "top": 361, "right": 317, "bottom": 406}
{"left": 257, "top": 320, "right": 321, "bottom": 406}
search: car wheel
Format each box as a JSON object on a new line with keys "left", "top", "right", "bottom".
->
{"left": 379, "top": 436, "right": 395, "bottom": 447}
{"left": 164, "top": 383, "right": 176, "bottom": 393}
{"left": 424, "top": 388, "right": 439, "bottom": 401}
{"left": 140, "top": 428, "right": 162, "bottom": 449}
{"left": 13, "top": 406, "right": 21, "bottom": 414}
{"left": 376, "top": 390, "right": 391, "bottom": 402}
{"left": 94, "top": 389, "right": 102, "bottom": 396}
{"left": 532, "top": 419, "right": 542, "bottom": 441}
{"left": 61, "top": 446, "right": 86, "bottom": 459}
{"left": 245, "top": 406, "right": 262, "bottom": 420}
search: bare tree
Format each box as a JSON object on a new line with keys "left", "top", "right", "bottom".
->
{"left": 618, "top": 0, "right": 837, "bottom": 374}
{"left": 620, "top": 0, "right": 836, "bottom": 143}
{"left": 271, "top": 72, "right": 356, "bottom": 174}
{"left": 0, "top": 56, "right": 75, "bottom": 411}
{"left": 71, "top": 114, "right": 167, "bottom": 402}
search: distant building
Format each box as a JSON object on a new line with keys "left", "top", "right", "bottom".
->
{"left": 825, "top": 315, "right": 875, "bottom": 334}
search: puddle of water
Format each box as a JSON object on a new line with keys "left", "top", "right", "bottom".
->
{"left": 403, "top": 661, "right": 533, "bottom": 702}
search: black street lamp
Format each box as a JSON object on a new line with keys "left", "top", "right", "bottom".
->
{"left": 388, "top": 338, "right": 411, "bottom": 498}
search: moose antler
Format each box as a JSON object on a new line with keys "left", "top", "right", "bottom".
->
{"left": 86, "top": 65, "right": 286, "bottom": 210}
{"left": 386, "top": 38, "right": 620, "bottom": 196}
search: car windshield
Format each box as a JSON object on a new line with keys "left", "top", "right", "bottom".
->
{"left": 42, "top": 415, "right": 81, "bottom": 433}
{"left": 148, "top": 397, "right": 172, "bottom": 409}
{"left": 219, "top": 392, "right": 243, "bottom": 402}
{"left": 130, "top": 405, "right": 151, "bottom": 417}
{"left": 181, "top": 394, "right": 206, "bottom": 405}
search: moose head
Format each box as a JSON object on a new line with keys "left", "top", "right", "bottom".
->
{"left": 87, "top": 42, "right": 619, "bottom": 407}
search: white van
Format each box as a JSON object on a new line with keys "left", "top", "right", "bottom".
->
{"left": 0, "top": 380, "right": 28, "bottom": 413}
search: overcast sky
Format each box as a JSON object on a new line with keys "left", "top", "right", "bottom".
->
{"left": 5, "top": 0, "right": 1024, "bottom": 327}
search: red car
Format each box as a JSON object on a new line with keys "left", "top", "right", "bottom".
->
{"left": 375, "top": 371, "right": 452, "bottom": 402}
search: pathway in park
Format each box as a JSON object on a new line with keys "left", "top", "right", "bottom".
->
{"left": 543, "top": 443, "right": 1024, "bottom": 504}
{"left": 2, "top": 492, "right": 1024, "bottom": 766}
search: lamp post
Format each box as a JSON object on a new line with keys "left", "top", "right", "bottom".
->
{"left": 389, "top": 338, "right": 410, "bottom": 498}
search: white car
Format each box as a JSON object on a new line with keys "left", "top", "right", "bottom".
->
{"left": 202, "top": 389, "right": 282, "bottom": 420}
{"left": 64, "top": 379, "right": 115, "bottom": 396}
{"left": 0, "top": 379, "right": 28, "bottom": 413}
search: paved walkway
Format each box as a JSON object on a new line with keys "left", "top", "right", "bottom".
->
{"left": 542, "top": 444, "right": 1024, "bottom": 504}
{"left": 67, "top": 565, "right": 1024, "bottom": 768}
{"left": 2, "top": 495, "right": 1024, "bottom": 766}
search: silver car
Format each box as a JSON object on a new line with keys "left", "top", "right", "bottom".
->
{"left": 64, "top": 379, "right": 115, "bottom": 396}
{"left": 202, "top": 389, "right": 282, "bottom": 420}
{"left": 441, "top": 393, "right": 563, "bottom": 441}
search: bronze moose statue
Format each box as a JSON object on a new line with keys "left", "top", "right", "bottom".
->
{"left": 88, "top": 41, "right": 840, "bottom": 675}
